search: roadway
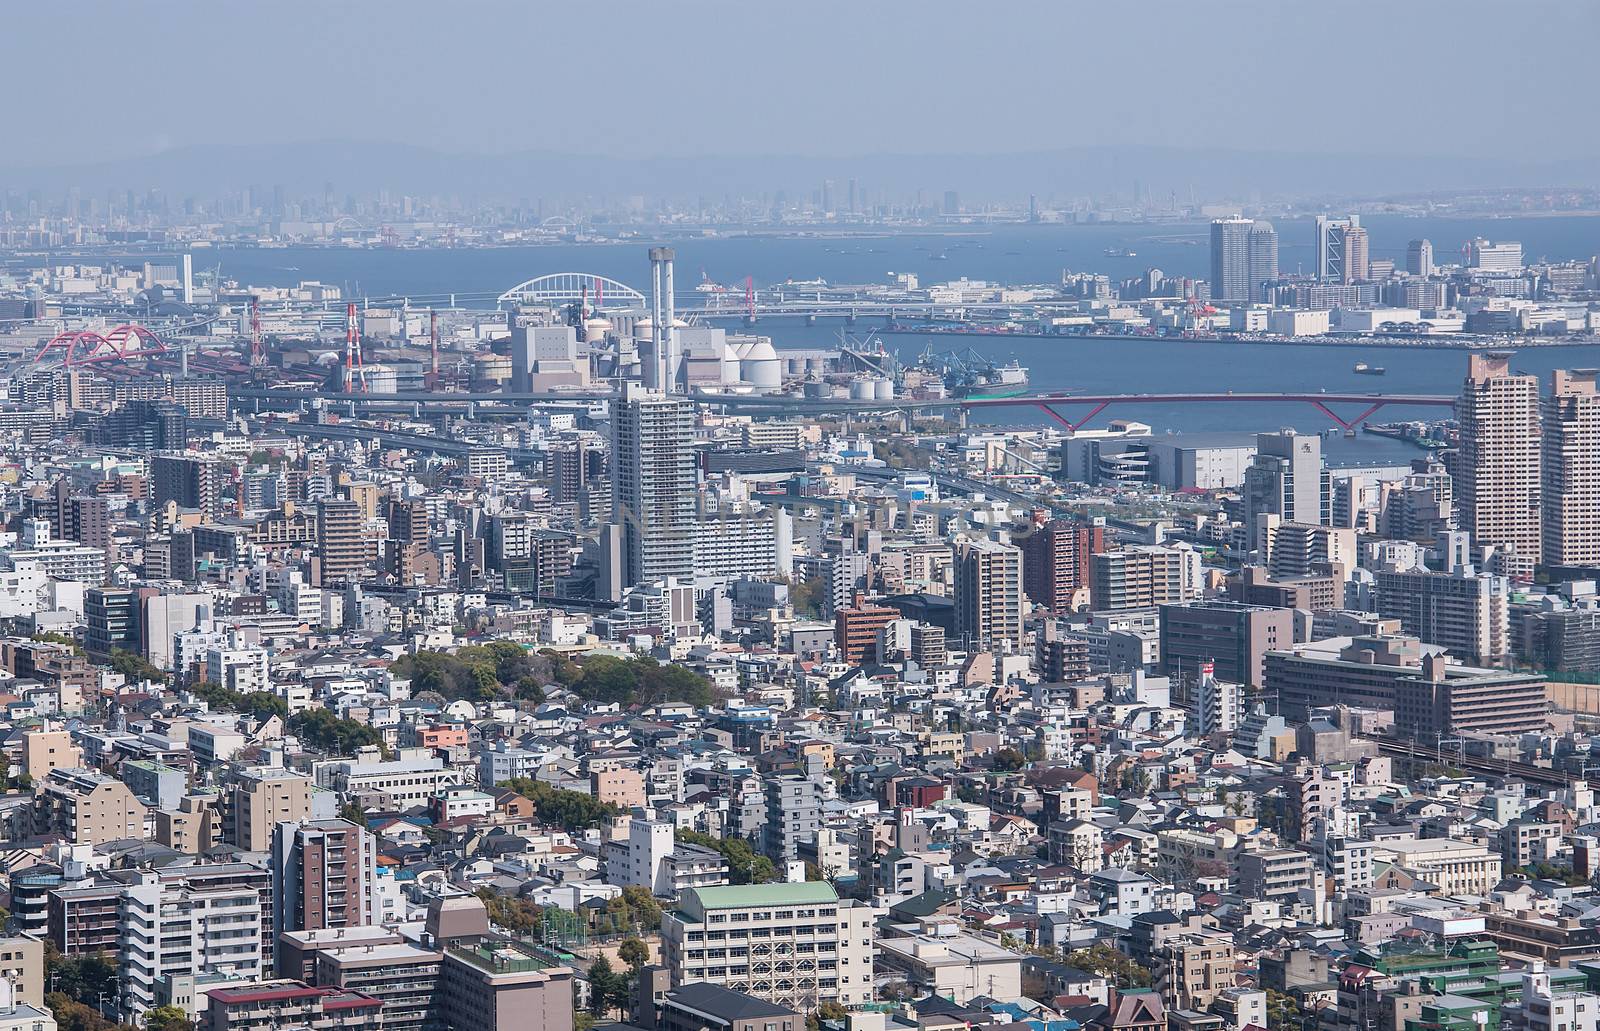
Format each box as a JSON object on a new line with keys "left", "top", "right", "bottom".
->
{"left": 232, "top": 386, "right": 1456, "bottom": 428}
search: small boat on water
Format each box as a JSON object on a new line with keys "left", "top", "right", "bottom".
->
{"left": 1103, "top": 247, "right": 1137, "bottom": 257}
{"left": 1353, "top": 362, "right": 1387, "bottom": 375}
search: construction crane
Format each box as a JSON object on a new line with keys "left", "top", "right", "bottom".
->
{"left": 344, "top": 301, "right": 367, "bottom": 392}
{"left": 249, "top": 297, "right": 265, "bottom": 374}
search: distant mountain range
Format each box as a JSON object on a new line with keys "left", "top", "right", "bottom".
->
{"left": 3, "top": 140, "right": 1596, "bottom": 205}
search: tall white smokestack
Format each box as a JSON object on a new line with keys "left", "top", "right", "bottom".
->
{"left": 181, "top": 253, "right": 193, "bottom": 305}
{"left": 661, "top": 248, "right": 676, "bottom": 393}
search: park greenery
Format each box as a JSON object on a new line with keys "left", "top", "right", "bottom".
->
{"left": 392, "top": 646, "right": 720, "bottom": 709}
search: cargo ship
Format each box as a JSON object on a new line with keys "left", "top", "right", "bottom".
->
{"left": 956, "top": 359, "right": 1031, "bottom": 397}
{"left": 913, "top": 345, "right": 1030, "bottom": 397}
{"left": 1353, "top": 362, "right": 1387, "bottom": 375}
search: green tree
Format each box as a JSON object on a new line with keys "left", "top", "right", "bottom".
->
{"left": 1066, "top": 944, "right": 1151, "bottom": 988}
{"left": 618, "top": 937, "right": 649, "bottom": 971}
{"left": 500, "top": 778, "right": 620, "bottom": 834}
{"left": 338, "top": 801, "right": 369, "bottom": 828}
{"left": 587, "top": 956, "right": 625, "bottom": 1017}
{"left": 145, "top": 1005, "right": 195, "bottom": 1031}
{"left": 109, "top": 649, "right": 166, "bottom": 684}
{"left": 290, "top": 708, "right": 390, "bottom": 757}
{"left": 992, "top": 747, "right": 1027, "bottom": 772}
{"left": 790, "top": 577, "right": 826, "bottom": 618}
{"left": 677, "top": 829, "right": 777, "bottom": 884}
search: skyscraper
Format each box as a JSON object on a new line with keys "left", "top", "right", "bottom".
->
{"left": 1543, "top": 369, "right": 1600, "bottom": 568}
{"left": 1314, "top": 214, "right": 1359, "bottom": 282}
{"left": 1406, "top": 239, "right": 1434, "bottom": 277}
{"left": 1247, "top": 221, "right": 1279, "bottom": 301}
{"left": 1209, "top": 217, "right": 1253, "bottom": 303}
{"left": 1341, "top": 224, "right": 1370, "bottom": 283}
{"left": 1456, "top": 353, "right": 1541, "bottom": 564}
{"left": 611, "top": 383, "right": 697, "bottom": 588}
{"left": 953, "top": 537, "right": 1023, "bottom": 651}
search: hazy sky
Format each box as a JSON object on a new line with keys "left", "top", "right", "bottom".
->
{"left": 7, "top": 0, "right": 1596, "bottom": 165}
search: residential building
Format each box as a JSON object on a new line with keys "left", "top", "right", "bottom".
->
{"left": 1543, "top": 369, "right": 1600, "bottom": 568}
{"left": 953, "top": 537, "right": 1023, "bottom": 651}
{"left": 660, "top": 882, "right": 876, "bottom": 1011}
{"left": 612, "top": 384, "right": 697, "bottom": 588}
{"left": 1455, "top": 353, "right": 1541, "bottom": 564}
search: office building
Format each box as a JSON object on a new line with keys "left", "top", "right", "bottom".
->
{"left": 953, "top": 537, "right": 1023, "bottom": 651}
{"left": 84, "top": 586, "right": 137, "bottom": 659}
{"left": 1315, "top": 215, "right": 1359, "bottom": 282}
{"left": 875, "top": 930, "right": 1022, "bottom": 1005}
{"left": 612, "top": 384, "right": 697, "bottom": 588}
{"left": 152, "top": 454, "right": 224, "bottom": 521}
{"left": 315, "top": 498, "right": 366, "bottom": 586}
{"left": 1543, "top": 370, "right": 1600, "bottom": 568}
{"left": 1159, "top": 601, "right": 1294, "bottom": 689}
{"left": 660, "top": 882, "right": 876, "bottom": 1011}
{"left": 1243, "top": 430, "right": 1329, "bottom": 527}
{"left": 1265, "top": 635, "right": 1545, "bottom": 735}
{"left": 1456, "top": 353, "right": 1541, "bottom": 564}
{"left": 1469, "top": 239, "right": 1523, "bottom": 273}
{"left": 1406, "top": 239, "right": 1434, "bottom": 277}
{"left": 1019, "top": 518, "right": 1104, "bottom": 613}
{"left": 317, "top": 747, "right": 460, "bottom": 808}
{"left": 271, "top": 820, "right": 377, "bottom": 946}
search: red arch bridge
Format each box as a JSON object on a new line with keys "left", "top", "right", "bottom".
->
{"left": 957, "top": 391, "right": 1456, "bottom": 431}
{"left": 33, "top": 324, "right": 168, "bottom": 368}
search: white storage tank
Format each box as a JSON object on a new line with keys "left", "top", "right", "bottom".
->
{"left": 874, "top": 377, "right": 895, "bottom": 400}
{"left": 849, "top": 378, "right": 874, "bottom": 400}
{"left": 737, "top": 337, "right": 782, "bottom": 394}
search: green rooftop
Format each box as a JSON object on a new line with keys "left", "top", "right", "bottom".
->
{"left": 687, "top": 882, "right": 840, "bottom": 910}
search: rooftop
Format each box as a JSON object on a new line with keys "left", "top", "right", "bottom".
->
{"left": 686, "top": 881, "right": 839, "bottom": 911}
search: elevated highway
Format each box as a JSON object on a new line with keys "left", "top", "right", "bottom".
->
{"left": 232, "top": 387, "right": 1455, "bottom": 431}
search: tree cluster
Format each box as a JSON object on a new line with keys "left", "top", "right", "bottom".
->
{"left": 392, "top": 642, "right": 556, "bottom": 704}
{"left": 289, "top": 708, "right": 390, "bottom": 757}
{"left": 109, "top": 649, "right": 166, "bottom": 685}
{"left": 557, "top": 654, "right": 720, "bottom": 708}
{"left": 500, "top": 777, "right": 620, "bottom": 834}
{"left": 676, "top": 829, "right": 777, "bottom": 885}
{"left": 1066, "top": 944, "right": 1152, "bottom": 988}
{"left": 189, "top": 681, "right": 287, "bottom": 722}
{"left": 474, "top": 887, "right": 545, "bottom": 934}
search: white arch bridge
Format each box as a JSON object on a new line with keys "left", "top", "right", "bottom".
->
{"left": 497, "top": 273, "right": 646, "bottom": 309}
